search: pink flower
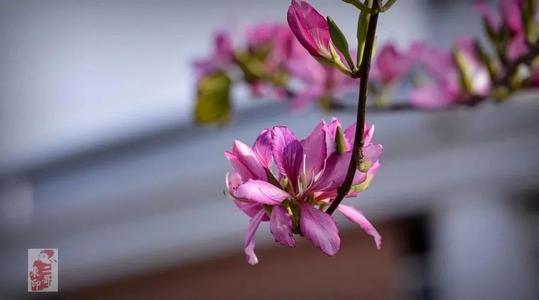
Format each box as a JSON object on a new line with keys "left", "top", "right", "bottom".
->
{"left": 408, "top": 40, "right": 491, "bottom": 109}
{"left": 241, "top": 23, "right": 302, "bottom": 99}
{"left": 499, "top": 0, "right": 523, "bottom": 34}
{"left": 225, "top": 118, "right": 383, "bottom": 265}
{"left": 474, "top": 0, "right": 523, "bottom": 34}
{"left": 286, "top": 47, "right": 357, "bottom": 110}
{"left": 408, "top": 42, "right": 461, "bottom": 108}
{"left": 370, "top": 43, "right": 413, "bottom": 85}
{"left": 475, "top": 0, "right": 527, "bottom": 63}
{"left": 287, "top": 0, "right": 333, "bottom": 61}
{"left": 193, "top": 31, "right": 234, "bottom": 77}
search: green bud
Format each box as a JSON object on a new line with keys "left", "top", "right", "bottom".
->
{"left": 327, "top": 16, "right": 355, "bottom": 71}
{"left": 356, "top": 0, "right": 372, "bottom": 68}
{"left": 453, "top": 48, "right": 474, "bottom": 94}
{"left": 335, "top": 126, "right": 347, "bottom": 154}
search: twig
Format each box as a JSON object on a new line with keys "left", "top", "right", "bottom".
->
{"left": 325, "top": 1, "right": 380, "bottom": 215}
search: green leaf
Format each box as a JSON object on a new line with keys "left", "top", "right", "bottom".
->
{"left": 327, "top": 16, "right": 354, "bottom": 70}
{"left": 194, "top": 72, "right": 232, "bottom": 125}
{"left": 356, "top": 0, "right": 372, "bottom": 68}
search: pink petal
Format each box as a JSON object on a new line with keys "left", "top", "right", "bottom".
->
{"left": 282, "top": 140, "right": 304, "bottom": 191}
{"left": 410, "top": 42, "right": 453, "bottom": 81}
{"left": 270, "top": 206, "right": 296, "bottom": 247}
{"left": 474, "top": 0, "right": 500, "bottom": 31}
{"left": 253, "top": 129, "right": 273, "bottom": 168}
{"left": 410, "top": 85, "right": 456, "bottom": 109}
{"left": 343, "top": 123, "right": 373, "bottom": 149}
{"left": 310, "top": 152, "right": 351, "bottom": 192}
{"left": 507, "top": 34, "right": 528, "bottom": 62}
{"left": 301, "top": 121, "right": 327, "bottom": 183}
{"left": 500, "top": 0, "right": 522, "bottom": 33}
{"left": 363, "top": 143, "right": 383, "bottom": 166}
{"left": 234, "top": 200, "right": 267, "bottom": 219}
{"left": 325, "top": 118, "right": 341, "bottom": 155}
{"left": 343, "top": 123, "right": 356, "bottom": 150}
{"left": 299, "top": 202, "right": 340, "bottom": 256}
{"left": 235, "top": 180, "right": 290, "bottom": 205}
{"left": 214, "top": 31, "right": 233, "bottom": 60}
{"left": 287, "top": 0, "right": 330, "bottom": 58}
{"left": 338, "top": 204, "right": 382, "bottom": 250}
{"left": 271, "top": 126, "right": 300, "bottom": 177}
{"left": 233, "top": 141, "right": 267, "bottom": 180}
{"left": 372, "top": 43, "right": 412, "bottom": 84}
{"left": 225, "top": 172, "right": 242, "bottom": 194}
{"left": 225, "top": 151, "right": 255, "bottom": 181}
{"left": 244, "top": 209, "right": 266, "bottom": 265}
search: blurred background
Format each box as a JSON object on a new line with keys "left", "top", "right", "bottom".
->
{"left": 0, "top": 0, "right": 538, "bottom": 299}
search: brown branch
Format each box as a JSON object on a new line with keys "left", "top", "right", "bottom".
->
{"left": 325, "top": 1, "right": 380, "bottom": 215}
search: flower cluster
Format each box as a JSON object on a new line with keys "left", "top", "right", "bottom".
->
{"left": 193, "top": 1, "right": 360, "bottom": 124}
{"left": 356, "top": 0, "right": 539, "bottom": 108}
{"left": 194, "top": 0, "right": 539, "bottom": 125}
{"left": 225, "top": 118, "right": 382, "bottom": 265}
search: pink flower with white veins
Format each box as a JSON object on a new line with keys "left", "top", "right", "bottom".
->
{"left": 225, "top": 118, "right": 382, "bottom": 265}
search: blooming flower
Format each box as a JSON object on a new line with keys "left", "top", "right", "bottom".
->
{"left": 225, "top": 118, "right": 382, "bottom": 265}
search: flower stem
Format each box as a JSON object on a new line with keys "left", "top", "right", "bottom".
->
{"left": 326, "top": 1, "right": 380, "bottom": 215}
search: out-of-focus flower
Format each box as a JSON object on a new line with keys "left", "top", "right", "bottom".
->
{"left": 409, "top": 39, "right": 491, "bottom": 109}
{"left": 475, "top": 0, "right": 530, "bottom": 63}
{"left": 193, "top": 31, "right": 234, "bottom": 77}
{"left": 474, "top": 0, "right": 522, "bottom": 34}
{"left": 286, "top": 47, "right": 357, "bottom": 110}
{"left": 225, "top": 118, "right": 382, "bottom": 265}
{"left": 237, "top": 23, "right": 301, "bottom": 99}
{"left": 370, "top": 43, "right": 413, "bottom": 85}
{"left": 408, "top": 42, "right": 461, "bottom": 108}
{"left": 506, "top": 34, "right": 529, "bottom": 61}
{"left": 499, "top": 0, "right": 523, "bottom": 34}
{"left": 287, "top": 0, "right": 335, "bottom": 62}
